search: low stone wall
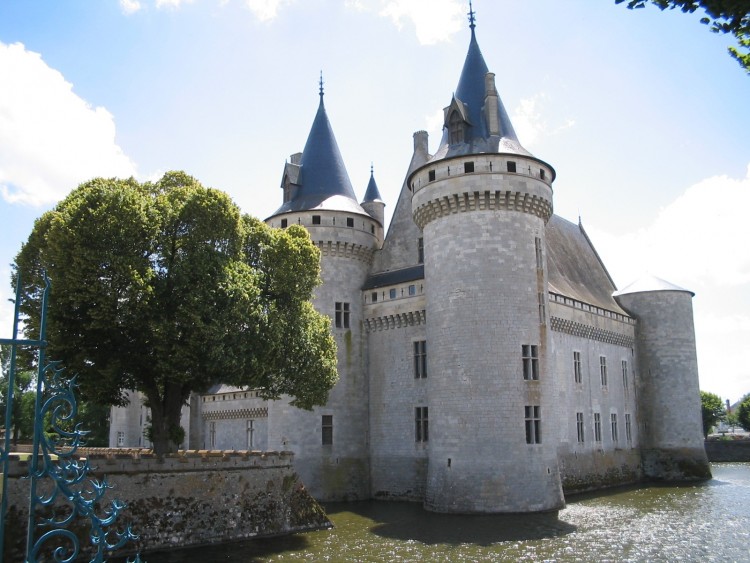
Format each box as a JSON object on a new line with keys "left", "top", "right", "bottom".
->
{"left": 3, "top": 449, "right": 331, "bottom": 561}
{"left": 704, "top": 440, "right": 750, "bottom": 462}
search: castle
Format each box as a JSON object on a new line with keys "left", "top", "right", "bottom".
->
{"left": 110, "top": 15, "right": 711, "bottom": 513}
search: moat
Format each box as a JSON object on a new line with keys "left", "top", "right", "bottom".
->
{"left": 140, "top": 463, "right": 749, "bottom": 562}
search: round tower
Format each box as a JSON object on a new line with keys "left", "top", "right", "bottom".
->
{"left": 613, "top": 275, "right": 711, "bottom": 481}
{"left": 410, "top": 17, "right": 564, "bottom": 513}
{"left": 265, "top": 82, "right": 380, "bottom": 500}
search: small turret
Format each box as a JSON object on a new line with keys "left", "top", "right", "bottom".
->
{"left": 361, "top": 166, "right": 385, "bottom": 243}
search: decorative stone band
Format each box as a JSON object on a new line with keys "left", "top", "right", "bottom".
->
{"left": 413, "top": 189, "right": 553, "bottom": 229}
{"left": 364, "top": 309, "right": 426, "bottom": 332}
{"left": 315, "top": 240, "right": 375, "bottom": 263}
{"left": 203, "top": 407, "right": 269, "bottom": 421}
{"left": 550, "top": 316, "right": 634, "bottom": 348}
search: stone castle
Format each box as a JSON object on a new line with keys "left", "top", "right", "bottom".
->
{"left": 110, "top": 17, "right": 711, "bottom": 513}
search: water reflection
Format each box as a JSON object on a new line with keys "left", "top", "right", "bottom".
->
{"left": 140, "top": 463, "right": 750, "bottom": 562}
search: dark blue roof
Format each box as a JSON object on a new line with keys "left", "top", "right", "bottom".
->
{"left": 431, "top": 27, "right": 532, "bottom": 161}
{"left": 270, "top": 92, "right": 367, "bottom": 217}
{"left": 362, "top": 168, "right": 383, "bottom": 203}
{"left": 362, "top": 265, "right": 424, "bottom": 290}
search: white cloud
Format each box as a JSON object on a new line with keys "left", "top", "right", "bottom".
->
{"left": 511, "top": 94, "right": 575, "bottom": 148}
{"left": 119, "top": 0, "right": 143, "bottom": 14}
{"left": 155, "top": 0, "right": 194, "bottom": 8}
{"left": 589, "top": 164, "right": 750, "bottom": 289}
{"left": 0, "top": 42, "right": 136, "bottom": 206}
{"left": 379, "top": 0, "right": 464, "bottom": 45}
{"left": 424, "top": 108, "right": 444, "bottom": 139}
{"left": 242, "top": 0, "right": 292, "bottom": 22}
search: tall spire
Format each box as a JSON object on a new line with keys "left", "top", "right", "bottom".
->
{"left": 363, "top": 164, "right": 383, "bottom": 203}
{"left": 468, "top": 0, "right": 476, "bottom": 32}
{"left": 319, "top": 70, "right": 324, "bottom": 99}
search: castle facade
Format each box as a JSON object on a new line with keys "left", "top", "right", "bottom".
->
{"left": 110, "top": 19, "right": 711, "bottom": 513}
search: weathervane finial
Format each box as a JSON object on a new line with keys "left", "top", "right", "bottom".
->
{"left": 319, "top": 71, "right": 324, "bottom": 99}
{"left": 468, "top": 0, "right": 476, "bottom": 31}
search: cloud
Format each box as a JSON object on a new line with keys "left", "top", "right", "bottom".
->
{"left": 0, "top": 42, "right": 137, "bottom": 206}
{"left": 120, "top": 0, "right": 143, "bottom": 14}
{"left": 379, "top": 0, "right": 464, "bottom": 45}
{"left": 588, "top": 164, "right": 750, "bottom": 289}
{"left": 511, "top": 94, "right": 575, "bottom": 148}
{"left": 155, "top": 0, "right": 194, "bottom": 8}
{"left": 242, "top": 0, "right": 292, "bottom": 22}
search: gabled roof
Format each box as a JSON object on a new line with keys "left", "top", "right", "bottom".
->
{"left": 545, "top": 215, "right": 627, "bottom": 314}
{"left": 270, "top": 89, "right": 367, "bottom": 217}
{"left": 363, "top": 167, "right": 383, "bottom": 203}
{"left": 430, "top": 25, "right": 532, "bottom": 162}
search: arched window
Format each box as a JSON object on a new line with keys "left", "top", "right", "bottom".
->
{"left": 449, "top": 110, "right": 464, "bottom": 145}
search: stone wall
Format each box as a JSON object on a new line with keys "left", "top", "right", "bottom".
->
{"left": 3, "top": 449, "right": 331, "bottom": 561}
{"left": 704, "top": 440, "right": 750, "bottom": 462}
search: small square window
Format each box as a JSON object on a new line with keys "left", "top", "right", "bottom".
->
{"left": 389, "top": 288, "right": 397, "bottom": 299}
{"left": 312, "top": 215, "right": 321, "bottom": 225}
{"left": 346, "top": 217, "right": 354, "bottom": 228}
{"left": 408, "top": 284, "right": 416, "bottom": 296}
{"left": 428, "top": 170, "right": 436, "bottom": 182}
{"left": 507, "top": 161, "right": 517, "bottom": 173}
{"left": 371, "top": 292, "right": 378, "bottom": 302}
{"left": 464, "top": 161, "right": 474, "bottom": 173}
{"left": 280, "top": 218, "right": 288, "bottom": 228}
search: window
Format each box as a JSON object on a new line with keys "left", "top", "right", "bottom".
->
{"left": 507, "top": 161, "right": 517, "bottom": 173}
{"left": 335, "top": 302, "right": 350, "bottom": 329}
{"left": 428, "top": 170, "right": 436, "bottom": 182}
{"left": 540, "top": 169, "right": 546, "bottom": 180}
{"left": 611, "top": 413, "right": 618, "bottom": 443}
{"left": 415, "top": 407, "right": 429, "bottom": 442}
{"left": 576, "top": 412, "right": 585, "bottom": 443}
{"left": 312, "top": 215, "right": 321, "bottom": 225}
{"left": 534, "top": 237, "right": 543, "bottom": 269}
{"left": 522, "top": 345, "right": 539, "bottom": 380}
{"left": 525, "top": 406, "right": 541, "bottom": 444}
{"left": 322, "top": 415, "right": 333, "bottom": 445}
{"left": 538, "top": 292, "right": 546, "bottom": 325}
{"left": 346, "top": 217, "right": 354, "bottom": 228}
{"left": 247, "top": 420, "right": 255, "bottom": 449}
{"left": 408, "top": 284, "right": 416, "bottom": 296}
{"left": 117, "top": 431, "right": 125, "bottom": 447}
{"left": 209, "top": 421, "right": 216, "bottom": 449}
{"left": 414, "top": 340, "right": 427, "bottom": 379}
{"left": 418, "top": 237, "right": 424, "bottom": 263}
{"left": 389, "top": 288, "right": 397, "bottom": 299}
{"left": 622, "top": 360, "right": 629, "bottom": 393}
{"left": 625, "top": 413, "right": 632, "bottom": 444}
{"left": 464, "top": 161, "right": 474, "bottom": 173}
{"left": 449, "top": 111, "right": 464, "bottom": 144}
{"left": 371, "top": 292, "right": 378, "bottom": 303}
{"left": 281, "top": 218, "right": 288, "bottom": 228}
{"left": 594, "top": 413, "right": 602, "bottom": 442}
{"left": 600, "top": 356, "right": 608, "bottom": 387}
{"left": 573, "top": 351, "right": 582, "bottom": 384}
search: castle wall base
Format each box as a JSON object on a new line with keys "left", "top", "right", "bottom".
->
{"left": 559, "top": 449, "right": 642, "bottom": 494}
{"left": 641, "top": 447, "right": 712, "bottom": 481}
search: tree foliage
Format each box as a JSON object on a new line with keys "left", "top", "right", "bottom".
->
{"left": 0, "top": 344, "right": 36, "bottom": 445}
{"left": 616, "top": 0, "right": 750, "bottom": 73}
{"left": 737, "top": 394, "right": 750, "bottom": 431}
{"left": 700, "top": 390, "right": 726, "bottom": 437}
{"left": 13, "top": 172, "right": 338, "bottom": 454}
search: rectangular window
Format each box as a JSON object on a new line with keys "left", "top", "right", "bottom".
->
{"left": 594, "top": 413, "right": 602, "bottom": 442}
{"left": 600, "top": 356, "right": 608, "bottom": 387}
{"left": 428, "top": 170, "right": 436, "bottom": 182}
{"left": 247, "top": 419, "right": 255, "bottom": 449}
{"left": 371, "top": 292, "right": 378, "bottom": 303}
{"left": 538, "top": 292, "right": 546, "bottom": 325}
{"left": 540, "top": 169, "right": 546, "bottom": 180}
{"left": 280, "top": 218, "right": 288, "bottom": 228}
{"left": 346, "top": 217, "right": 354, "bottom": 228}
{"left": 507, "top": 161, "right": 517, "bottom": 173}
{"left": 464, "top": 161, "right": 474, "bottom": 173}
{"left": 522, "top": 344, "right": 539, "bottom": 380}
{"left": 611, "top": 413, "right": 618, "bottom": 443}
{"left": 573, "top": 351, "right": 582, "bottom": 384}
{"left": 408, "top": 284, "right": 416, "bottom": 296}
{"left": 322, "top": 415, "right": 333, "bottom": 445}
{"left": 418, "top": 237, "right": 424, "bottom": 264}
{"left": 625, "top": 413, "right": 632, "bottom": 444}
{"left": 335, "top": 302, "right": 350, "bottom": 329}
{"left": 312, "top": 215, "right": 321, "bottom": 225}
{"left": 415, "top": 407, "right": 429, "bottom": 442}
{"left": 389, "top": 288, "right": 397, "bottom": 299}
{"left": 414, "top": 340, "right": 427, "bottom": 379}
{"left": 576, "top": 412, "right": 585, "bottom": 443}
{"left": 534, "top": 236, "right": 543, "bottom": 269}
{"left": 525, "top": 405, "right": 541, "bottom": 444}
{"left": 117, "top": 431, "right": 125, "bottom": 447}
{"left": 622, "top": 360, "right": 629, "bottom": 393}
{"left": 209, "top": 421, "right": 216, "bottom": 449}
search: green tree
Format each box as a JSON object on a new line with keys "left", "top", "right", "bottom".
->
{"left": 615, "top": 0, "right": 750, "bottom": 73}
{"left": 700, "top": 390, "right": 726, "bottom": 438}
{"left": 0, "top": 344, "right": 36, "bottom": 445}
{"left": 725, "top": 409, "right": 739, "bottom": 431}
{"left": 737, "top": 394, "right": 750, "bottom": 431}
{"left": 13, "top": 172, "right": 338, "bottom": 455}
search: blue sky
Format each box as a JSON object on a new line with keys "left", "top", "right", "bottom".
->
{"left": 1, "top": 0, "right": 748, "bottom": 402}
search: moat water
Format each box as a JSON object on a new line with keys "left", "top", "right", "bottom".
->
{"left": 146, "top": 463, "right": 750, "bottom": 562}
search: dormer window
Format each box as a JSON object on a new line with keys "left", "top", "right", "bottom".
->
{"left": 449, "top": 110, "right": 465, "bottom": 145}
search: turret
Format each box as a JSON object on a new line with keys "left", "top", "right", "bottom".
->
{"left": 613, "top": 275, "right": 711, "bottom": 481}
{"left": 411, "top": 11, "right": 563, "bottom": 513}
{"left": 361, "top": 166, "right": 385, "bottom": 246}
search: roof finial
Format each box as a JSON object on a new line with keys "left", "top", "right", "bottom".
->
{"left": 468, "top": 0, "right": 476, "bottom": 31}
{"left": 319, "top": 71, "right": 324, "bottom": 99}
{"left": 370, "top": 162, "right": 374, "bottom": 176}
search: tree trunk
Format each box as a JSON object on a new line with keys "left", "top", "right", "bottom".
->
{"left": 146, "top": 383, "right": 186, "bottom": 455}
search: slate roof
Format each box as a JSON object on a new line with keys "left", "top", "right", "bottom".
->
{"left": 362, "top": 265, "right": 424, "bottom": 290}
{"left": 270, "top": 90, "right": 368, "bottom": 217}
{"left": 363, "top": 168, "right": 383, "bottom": 203}
{"left": 430, "top": 26, "right": 533, "bottom": 162}
{"left": 613, "top": 274, "right": 694, "bottom": 297}
{"left": 545, "top": 214, "right": 627, "bottom": 314}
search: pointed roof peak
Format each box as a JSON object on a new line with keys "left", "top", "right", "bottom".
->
{"left": 363, "top": 164, "right": 383, "bottom": 203}
{"left": 319, "top": 70, "right": 324, "bottom": 101}
{"left": 468, "top": 0, "right": 476, "bottom": 32}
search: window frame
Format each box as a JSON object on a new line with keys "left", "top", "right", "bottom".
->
{"left": 525, "top": 405, "right": 541, "bottom": 444}
{"left": 522, "top": 344, "right": 539, "bottom": 380}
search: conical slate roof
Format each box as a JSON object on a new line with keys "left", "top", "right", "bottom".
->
{"left": 613, "top": 274, "right": 694, "bottom": 297}
{"left": 362, "top": 167, "right": 383, "bottom": 203}
{"left": 270, "top": 89, "right": 367, "bottom": 216}
{"left": 430, "top": 24, "right": 532, "bottom": 161}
